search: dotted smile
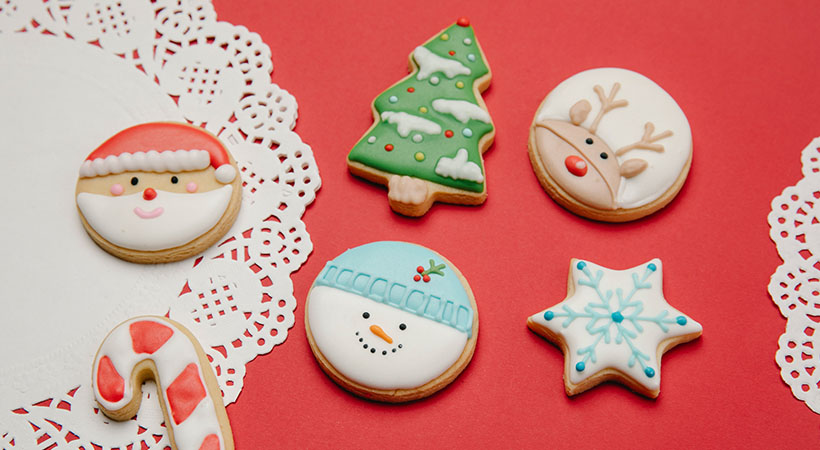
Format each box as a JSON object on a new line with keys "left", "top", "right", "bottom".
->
{"left": 355, "top": 330, "right": 402, "bottom": 356}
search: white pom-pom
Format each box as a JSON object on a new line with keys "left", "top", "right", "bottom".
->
{"left": 215, "top": 164, "right": 236, "bottom": 183}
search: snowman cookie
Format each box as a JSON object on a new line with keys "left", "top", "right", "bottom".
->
{"left": 76, "top": 122, "right": 242, "bottom": 263}
{"left": 305, "top": 241, "right": 478, "bottom": 402}
{"left": 528, "top": 68, "right": 692, "bottom": 222}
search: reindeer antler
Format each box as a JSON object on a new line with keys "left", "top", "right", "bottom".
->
{"left": 588, "top": 83, "right": 629, "bottom": 134}
{"left": 615, "top": 122, "right": 673, "bottom": 156}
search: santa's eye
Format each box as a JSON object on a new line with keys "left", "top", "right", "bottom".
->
{"left": 600, "top": 152, "right": 608, "bottom": 159}
{"left": 399, "top": 323, "right": 406, "bottom": 331}
{"left": 585, "top": 138, "right": 594, "bottom": 145}
{"left": 171, "top": 176, "right": 179, "bottom": 184}
{"left": 130, "top": 177, "right": 139, "bottom": 186}
{"left": 362, "top": 312, "right": 370, "bottom": 319}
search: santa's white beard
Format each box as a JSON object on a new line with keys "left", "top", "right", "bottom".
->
{"left": 77, "top": 185, "right": 233, "bottom": 251}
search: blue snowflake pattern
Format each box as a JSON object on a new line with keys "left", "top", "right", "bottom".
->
{"left": 542, "top": 261, "right": 688, "bottom": 378}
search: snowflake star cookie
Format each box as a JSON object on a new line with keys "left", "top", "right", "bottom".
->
{"left": 76, "top": 122, "right": 242, "bottom": 263}
{"left": 528, "top": 68, "right": 692, "bottom": 222}
{"left": 347, "top": 17, "right": 494, "bottom": 217}
{"left": 305, "top": 241, "right": 478, "bottom": 402}
{"left": 527, "top": 259, "right": 701, "bottom": 398}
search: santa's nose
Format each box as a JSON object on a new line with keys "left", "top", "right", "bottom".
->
{"left": 143, "top": 188, "right": 157, "bottom": 201}
{"left": 369, "top": 324, "right": 393, "bottom": 344}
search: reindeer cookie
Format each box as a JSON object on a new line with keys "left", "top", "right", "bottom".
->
{"left": 528, "top": 68, "right": 692, "bottom": 222}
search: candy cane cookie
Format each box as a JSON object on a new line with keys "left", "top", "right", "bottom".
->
{"left": 92, "top": 316, "right": 234, "bottom": 450}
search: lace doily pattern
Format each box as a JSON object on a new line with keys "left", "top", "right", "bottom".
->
{"left": 769, "top": 137, "right": 820, "bottom": 413}
{"left": 1, "top": 1, "right": 319, "bottom": 448}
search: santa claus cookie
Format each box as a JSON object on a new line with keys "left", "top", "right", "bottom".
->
{"left": 347, "top": 18, "right": 494, "bottom": 217}
{"left": 92, "top": 316, "right": 234, "bottom": 450}
{"left": 528, "top": 68, "right": 692, "bottom": 222}
{"left": 76, "top": 122, "right": 241, "bottom": 263}
{"left": 305, "top": 241, "right": 478, "bottom": 402}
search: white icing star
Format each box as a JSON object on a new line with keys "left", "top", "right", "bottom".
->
{"left": 527, "top": 259, "right": 701, "bottom": 397}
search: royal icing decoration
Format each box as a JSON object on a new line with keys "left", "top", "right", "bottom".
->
{"left": 527, "top": 259, "right": 702, "bottom": 397}
{"left": 531, "top": 68, "right": 691, "bottom": 211}
{"left": 92, "top": 317, "right": 234, "bottom": 450}
{"left": 348, "top": 18, "right": 493, "bottom": 195}
{"left": 307, "top": 241, "right": 476, "bottom": 391}
{"left": 75, "top": 122, "right": 241, "bottom": 259}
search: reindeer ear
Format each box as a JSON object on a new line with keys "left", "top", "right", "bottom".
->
{"left": 620, "top": 159, "right": 648, "bottom": 178}
{"left": 569, "top": 100, "right": 591, "bottom": 126}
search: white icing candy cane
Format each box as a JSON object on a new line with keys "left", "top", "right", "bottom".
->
{"left": 92, "top": 316, "right": 233, "bottom": 450}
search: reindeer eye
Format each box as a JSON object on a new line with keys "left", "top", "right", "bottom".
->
{"left": 600, "top": 152, "right": 608, "bottom": 159}
{"left": 585, "top": 138, "right": 594, "bottom": 145}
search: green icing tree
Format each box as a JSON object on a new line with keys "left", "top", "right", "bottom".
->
{"left": 347, "top": 18, "right": 494, "bottom": 215}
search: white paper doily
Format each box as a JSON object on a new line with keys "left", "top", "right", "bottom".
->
{"left": 768, "top": 137, "right": 820, "bottom": 414}
{"left": 0, "top": 1, "right": 320, "bottom": 448}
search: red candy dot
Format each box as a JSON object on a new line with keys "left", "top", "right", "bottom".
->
{"left": 416, "top": 266, "right": 424, "bottom": 273}
{"left": 385, "top": 144, "right": 394, "bottom": 151}
{"left": 414, "top": 275, "right": 421, "bottom": 282}
{"left": 445, "top": 130, "right": 454, "bottom": 138}
{"left": 423, "top": 275, "right": 431, "bottom": 283}
{"left": 457, "top": 17, "right": 470, "bottom": 27}
{"left": 407, "top": 87, "right": 415, "bottom": 93}
{"left": 449, "top": 50, "right": 455, "bottom": 56}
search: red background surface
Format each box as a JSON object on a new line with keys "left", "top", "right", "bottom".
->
{"left": 211, "top": 0, "right": 820, "bottom": 447}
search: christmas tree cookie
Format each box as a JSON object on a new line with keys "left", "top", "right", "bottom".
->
{"left": 527, "top": 259, "right": 702, "bottom": 398}
{"left": 347, "top": 17, "right": 494, "bottom": 217}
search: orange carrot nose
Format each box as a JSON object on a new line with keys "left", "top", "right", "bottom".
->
{"left": 369, "top": 324, "right": 393, "bottom": 344}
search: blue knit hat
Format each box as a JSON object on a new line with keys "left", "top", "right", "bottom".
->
{"left": 313, "top": 241, "right": 474, "bottom": 337}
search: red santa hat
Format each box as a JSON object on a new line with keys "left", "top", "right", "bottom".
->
{"left": 79, "top": 122, "right": 236, "bottom": 184}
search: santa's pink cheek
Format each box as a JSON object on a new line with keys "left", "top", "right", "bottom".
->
{"left": 110, "top": 184, "right": 124, "bottom": 196}
{"left": 186, "top": 182, "right": 198, "bottom": 193}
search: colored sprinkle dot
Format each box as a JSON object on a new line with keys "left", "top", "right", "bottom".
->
{"left": 644, "top": 367, "right": 656, "bottom": 378}
{"left": 467, "top": 54, "right": 476, "bottom": 62}
{"left": 412, "top": 134, "right": 423, "bottom": 143}
{"left": 430, "top": 76, "right": 440, "bottom": 85}
{"left": 544, "top": 311, "right": 554, "bottom": 321}
{"left": 440, "top": 33, "right": 449, "bottom": 41}
{"left": 449, "top": 50, "right": 455, "bottom": 56}
{"left": 648, "top": 263, "right": 657, "bottom": 271}
{"left": 457, "top": 17, "right": 470, "bottom": 27}
{"left": 676, "top": 316, "right": 687, "bottom": 325}
{"left": 407, "top": 87, "right": 415, "bottom": 93}
{"left": 445, "top": 130, "right": 454, "bottom": 138}
{"left": 367, "top": 136, "right": 376, "bottom": 144}
{"left": 463, "top": 38, "right": 472, "bottom": 45}
{"left": 414, "top": 152, "right": 425, "bottom": 161}
{"left": 455, "top": 81, "right": 465, "bottom": 89}
{"left": 611, "top": 311, "right": 624, "bottom": 323}
{"left": 462, "top": 128, "right": 473, "bottom": 137}
{"left": 576, "top": 261, "right": 587, "bottom": 270}
{"left": 575, "top": 362, "right": 586, "bottom": 372}
{"left": 419, "top": 106, "right": 428, "bottom": 113}
{"left": 388, "top": 95, "right": 398, "bottom": 103}
{"left": 384, "top": 144, "right": 394, "bottom": 152}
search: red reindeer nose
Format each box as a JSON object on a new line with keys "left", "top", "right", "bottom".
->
{"left": 565, "top": 155, "right": 588, "bottom": 177}
{"left": 143, "top": 188, "right": 157, "bottom": 201}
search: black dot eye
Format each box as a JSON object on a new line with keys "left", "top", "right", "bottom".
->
{"left": 600, "top": 152, "right": 608, "bottom": 159}
{"left": 585, "top": 138, "right": 594, "bottom": 145}
{"left": 362, "top": 312, "right": 370, "bottom": 319}
{"left": 130, "top": 177, "right": 139, "bottom": 186}
{"left": 171, "top": 176, "right": 179, "bottom": 184}
{"left": 399, "top": 323, "right": 406, "bottom": 331}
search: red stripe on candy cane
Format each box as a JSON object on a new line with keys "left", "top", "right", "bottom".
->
{"left": 199, "top": 434, "right": 221, "bottom": 450}
{"left": 130, "top": 320, "right": 174, "bottom": 354}
{"left": 96, "top": 355, "right": 125, "bottom": 402}
{"left": 166, "top": 363, "right": 208, "bottom": 425}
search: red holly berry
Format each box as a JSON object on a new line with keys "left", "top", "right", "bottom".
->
{"left": 384, "top": 144, "right": 394, "bottom": 151}
{"left": 457, "top": 17, "right": 470, "bottom": 27}
{"left": 423, "top": 275, "right": 431, "bottom": 283}
{"left": 414, "top": 275, "right": 421, "bottom": 282}
{"left": 445, "top": 130, "right": 454, "bottom": 138}
{"left": 416, "top": 266, "right": 424, "bottom": 273}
